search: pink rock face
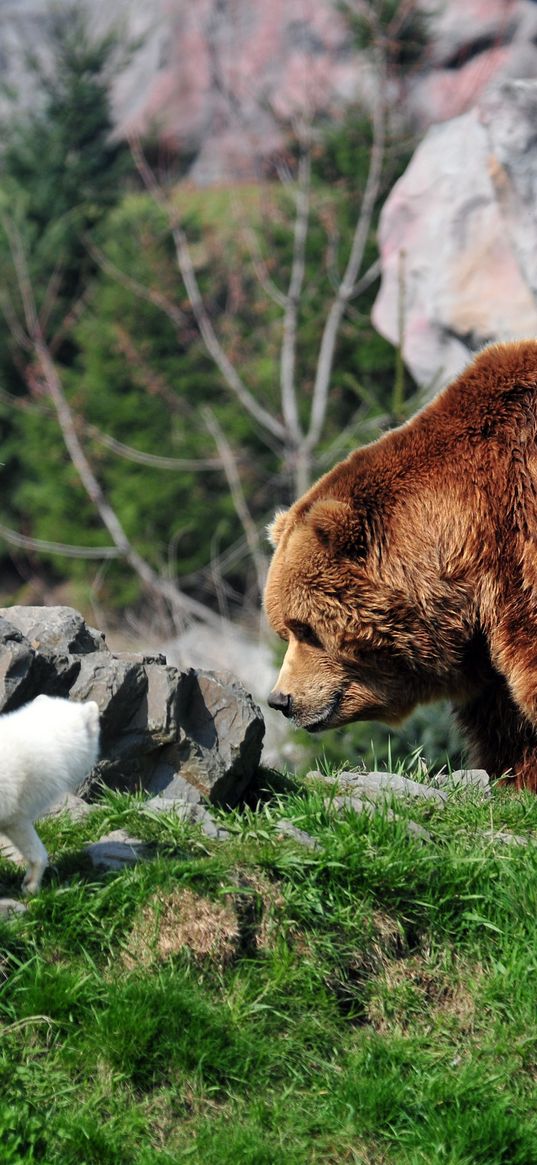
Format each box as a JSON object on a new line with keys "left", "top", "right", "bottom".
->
{"left": 408, "top": 0, "right": 537, "bottom": 127}
{"left": 372, "top": 83, "right": 537, "bottom": 390}
{"left": 116, "top": 0, "right": 361, "bottom": 182}
{"left": 5, "top": 0, "right": 537, "bottom": 183}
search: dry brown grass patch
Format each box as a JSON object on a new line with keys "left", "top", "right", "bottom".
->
{"left": 366, "top": 953, "right": 479, "bottom": 1036}
{"left": 122, "top": 887, "right": 240, "bottom": 970}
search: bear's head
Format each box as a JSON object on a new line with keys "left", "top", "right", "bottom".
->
{"left": 264, "top": 492, "right": 475, "bottom": 733}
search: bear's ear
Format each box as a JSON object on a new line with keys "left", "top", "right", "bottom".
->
{"left": 267, "top": 508, "right": 289, "bottom": 548}
{"left": 307, "top": 498, "right": 374, "bottom": 558}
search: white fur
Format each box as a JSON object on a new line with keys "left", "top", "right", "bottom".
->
{"left": 0, "top": 695, "right": 100, "bottom": 895}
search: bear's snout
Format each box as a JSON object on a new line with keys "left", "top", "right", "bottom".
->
{"left": 268, "top": 689, "right": 293, "bottom": 718}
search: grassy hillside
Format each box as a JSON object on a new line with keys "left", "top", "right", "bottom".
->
{"left": 1, "top": 772, "right": 537, "bottom": 1164}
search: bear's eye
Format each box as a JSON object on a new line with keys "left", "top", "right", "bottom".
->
{"left": 287, "top": 620, "right": 322, "bottom": 648}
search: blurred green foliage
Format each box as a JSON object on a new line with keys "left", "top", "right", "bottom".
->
{"left": 0, "top": 43, "right": 414, "bottom": 609}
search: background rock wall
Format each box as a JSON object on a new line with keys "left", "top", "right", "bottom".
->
{"left": 3, "top": 0, "right": 537, "bottom": 182}
{"left": 3, "top": 0, "right": 537, "bottom": 389}
{"left": 373, "top": 78, "right": 537, "bottom": 390}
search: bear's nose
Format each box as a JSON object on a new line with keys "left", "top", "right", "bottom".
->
{"left": 268, "top": 690, "right": 293, "bottom": 718}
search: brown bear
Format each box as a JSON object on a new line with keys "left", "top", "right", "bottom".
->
{"left": 264, "top": 340, "right": 537, "bottom": 790}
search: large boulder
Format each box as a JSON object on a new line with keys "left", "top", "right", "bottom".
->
{"left": 373, "top": 79, "right": 537, "bottom": 390}
{"left": 0, "top": 606, "right": 265, "bottom": 808}
{"left": 407, "top": 0, "right": 537, "bottom": 128}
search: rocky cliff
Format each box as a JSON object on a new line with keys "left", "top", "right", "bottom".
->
{"left": 3, "top": 0, "right": 537, "bottom": 182}
{"left": 4, "top": 0, "right": 537, "bottom": 379}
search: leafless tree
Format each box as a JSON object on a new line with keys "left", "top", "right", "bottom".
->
{"left": 130, "top": 70, "right": 386, "bottom": 501}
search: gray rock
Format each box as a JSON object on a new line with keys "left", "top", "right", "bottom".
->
{"left": 123, "top": 663, "right": 192, "bottom": 750}
{"left": 341, "top": 770, "right": 447, "bottom": 805}
{"left": 0, "top": 608, "right": 95, "bottom": 708}
{"left": 480, "top": 830, "right": 530, "bottom": 847}
{"left": 329, "top": 794, "right": 432, "bottom": 842}
{"left": 69, "top": 654, "right": 148, "bottom": 746}
{"left": 275, "top": 818, "right": 319, "bottom": 850}
{"left": 307, "top": 769, "right": 447, "bottom": 805}
{"left": 1, "top": 605, "right": 265, "bottom": 810}
{"left": 0, "top": 898, "right": 27, "bottom": 918}
{"left": 1, "top": 605, "right": 107, "bottom": 656}
{"left": 143, "top": 796, "right": 229, "bottom": 839}
{"left": 0, "top": 618, "right": 36, "bottom": 712}
{"left": 43, "top": 793, "right": 95, "bottom": 821}
{"left": 176, "top": 670, "right": 265, "bottom": 807}
{"left": 86, "top": 830, "right": 151, "bottom": 870}
{"left": 435, "top": 769, "right": 490, "bottom": 795}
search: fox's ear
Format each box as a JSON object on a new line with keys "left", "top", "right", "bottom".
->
{"left": 306, "top": 498, "right": 377, "bottom": 558}
{"left": 267, "top": 508, "right": 289, "bottom": 548}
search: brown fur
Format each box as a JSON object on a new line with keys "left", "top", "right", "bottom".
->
{"left": 264, "top": 340, "right": 537, "bottom": 790}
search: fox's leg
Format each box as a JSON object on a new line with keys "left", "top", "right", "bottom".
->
{"left": 2, "top": 821, "right": 48, "bottom": 895}
{"left": 0, "top": 832, "right": 24, "bottom": 864}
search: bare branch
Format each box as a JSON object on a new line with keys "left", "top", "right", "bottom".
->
{"left": 0, "top": 293, "right": 33, "bottom": 353}
{"left": 38, "top": 261, "right": 64, "bottom": 336}
{"left": 90, "top": 240, "right": 187, "bottom": 332}
{"left": 33, "top": 339, "right": 223, "bottom": 628}
{"left": 234, "top": 213, "right": 287, "bottom": 309}
{"left": 86, "top": 424, "right": 224, "bottom": 472}
{"left": 306, "top": 51, "right": 387, "bottom": 447}
{"left": 279, "top": 147, "right": 310, "bottom": 443}
{"left": 349, "top": 256, "right": 382, "bottom": 299}
{"left": 130, "top": 137, "right": 288, "bottom": 445}
{"left": 0, "top": 381, "right": 223, "bottom": 472}
{"left": 0, "top": 524, "right": 121, "bottom": 560}
{"left": 2, "top": 217, "right": 40, "bottom": 339}
{"left": 203, "top": 407, "right": 268, "bottom": 596}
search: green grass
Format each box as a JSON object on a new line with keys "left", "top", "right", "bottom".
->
{"left": 1, "top": 775, "right": 537, "bottom": 1164}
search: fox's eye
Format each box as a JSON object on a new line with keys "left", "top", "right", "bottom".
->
{"left": 288, "top": 621, "right": 322, "bottom": 648}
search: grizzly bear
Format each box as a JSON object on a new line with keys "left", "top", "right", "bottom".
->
{"left": 264, "top": 340, "right": 537, "bottom": 790}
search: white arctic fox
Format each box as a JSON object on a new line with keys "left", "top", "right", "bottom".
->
{"left": 0, "top": 694, "right": 100, "bottom": 895}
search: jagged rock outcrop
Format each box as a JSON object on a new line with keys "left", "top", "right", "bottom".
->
{"left": 0, "top": 0, "right": 362, "bottom": 183}
{"left": 4, "top": 0, "right": 537, "bottom": 184}
{"left": 407, "top": 0, "right": 537, "bottom": 128}
{"left": 372, "top": 78, "right": 537, "bottom": 390}
{"left": 0, "top": 605, "right": 265, "bottom": 808}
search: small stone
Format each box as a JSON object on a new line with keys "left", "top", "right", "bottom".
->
{"left": 435, "top": 769, "right": 490, "bottom": 795}
{"left": 275, "top": 818, "right": 318, "bottom": 850}
{"left": 0, "top": 898, "right": 27, "bottom": 918}
{"left": 480, "top": 830, "right": 529, "bottom": 847}
{"left": 341, "top": 771, "right": 447, "bottom": 804}
{"left": 0, "top": 605, "right": 107, "bottom": 655}
{"left": 329, "top": 794, "right": 432, "bottom": 841}
{"left": 143, "top": 796, "right": 229, "bottom": 840}
{"left": 308, "top": 769, "right": 446, "bottom": 805}
{"left": 43, "top": 793, "right": 95, "bottom": 821}
{"left": 86, "top": 830, "right": 150, "bottom": 870}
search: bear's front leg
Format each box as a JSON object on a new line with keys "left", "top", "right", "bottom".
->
{"left": 488, "top": 603, "right": 537, "bottom": 733}
{"left": 456, "top": 675, "right": 537, "bottom": 792}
